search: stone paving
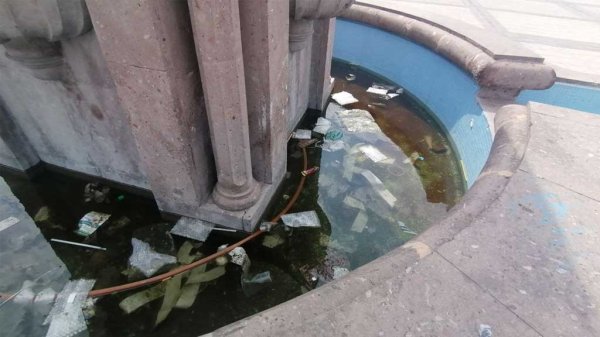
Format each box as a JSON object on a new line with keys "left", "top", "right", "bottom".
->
{"left": 362, "top": 0, "right": 600, "bottom": 84}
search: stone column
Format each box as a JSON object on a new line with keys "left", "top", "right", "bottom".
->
{"left": 308, "top": 18, "right": 336, "bottom": 111}
{"left": 188, "top": 0, "right": 261, "bottom": 211}
{"left": 239, "top": 0, "right": 289, "bottom": 185}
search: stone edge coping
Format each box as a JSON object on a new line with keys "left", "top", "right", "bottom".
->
{"left": 341, "top": 4, "right": 556, "bottom": 93}
{"left": 206, "top": 101, "right": 530, "bottom": 336}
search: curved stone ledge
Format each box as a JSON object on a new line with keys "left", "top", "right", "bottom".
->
{"left": 207, "top": 100, "right": 531, "bottom": 335}
{"left": 341, "top": 5, "right": 556, "bottom": 94}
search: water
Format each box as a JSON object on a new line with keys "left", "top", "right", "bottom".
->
{"left": 0, "top": 59, "right": 465, "bottom": 336}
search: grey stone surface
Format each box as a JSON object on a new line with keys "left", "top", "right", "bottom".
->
{"left": 308, "top": 18, "right": 336, "bottom": 111}
{"left": 188, "top": 0, "right": 260, "bottom": 211}
{"left": 239, "top": 0, "right": 289, "bottom": 185}
{"left": 87, "top": 0, "right": 215, "bottom": 214}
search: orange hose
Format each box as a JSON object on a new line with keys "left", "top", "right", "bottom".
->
{"left": 0, "top": 147, "right": 309, "bottom": 301}
{"left": 88, "top": 147, "right": 309, "bottom": 298}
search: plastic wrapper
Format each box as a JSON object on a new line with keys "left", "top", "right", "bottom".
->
{"left": 359, "top": 144, "right": 388, "bottom": 163}
{"left": 229, "top": 247, "right": 250, "bottom": 274}
{"left": 321, "top": 139, "right": 345, "bottom": 152}
{"left": 44, "top": 279, "right": 95, "bottom": 337}
{"left": 74, "top": 212, "right": 110, "bottom": 237}
{"left": 128, "top": 238, "right": 177, "bottom": 277}
{"left": 360, "top": 170, "right": 397, "bottom": 208}
{"left": 241, "top": 271, "right": 272, "bottom": 297}
{"left": 350, "top": 211, "right": 368, "bottom": 233}
{"left": 170, "top": 217, "right": 214, "bottom": 242}
{"left": 281, "top": 211, "right": 321, "bottom": 228}
{"left": 338, "top": 109, "right": 382, "bottom": 134}
{"left": 292, "top": 129, "right": 312, "bottom": 140}
{"left": 331, "top": 91, "right": 358, "bottom": 106}
{"left": 313, "top": 117, "right": 332, "bottom": 134}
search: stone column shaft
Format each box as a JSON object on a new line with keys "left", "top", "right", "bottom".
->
{"left": 309, "top": 18, "right": 336, "bottom": 111}
{"left": 239, "top": 0, "right": 289, "bottom": 184}
{"left": 188, "top": 0, "right": 260, "bottom": 211}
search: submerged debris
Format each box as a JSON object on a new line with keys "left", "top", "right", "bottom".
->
{"left": 366, "top": 86, "right": 388, "bottom": 96}
{"left": 50, "top": 238, "right": 106, "bottom": 251}
{"left": 262, "top": 234, "right": 285, "bottom": 248}
{"left": 281, "top": 211, "right": 321, "bottom": 228}
{"left": 128, "top": 238, "right": 177, "bottom": 278}
{"left": 350, "top": 211, "right": 368, "bottom": 233}
{"left": 292, "top": 129, "right": 312, "bottom": 140}
{"left": 83, "top": 183, "right": 110, "bottom": 203}
{"left": 331, "top": 91, "right": 358, "bottom": 106}
{"left": 33, "top": 206, "right": 50, "bottom": 222}
{"left": 345, "top": 73, "right": 356, "bottom": 81}
{"left": 170, "top": 217, "right": 215, "bottom": 242}
{"left": 241, "top": 271, "right": 272, "bottom": 297}
{"left": 74, "top": 211, "right": 110, "bottom": 237}
{"left": 44, "top": 279, "right": 96, "bottom": 337}
{"left": 313, "top": 117, "right": 332, "bottom": 135}
{"left": 359, "top": 144, "right": 388, "bottom": 163}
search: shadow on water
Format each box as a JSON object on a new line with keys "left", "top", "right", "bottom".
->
{"left": 0, "top": 60, "right": 465, "bottom": 336}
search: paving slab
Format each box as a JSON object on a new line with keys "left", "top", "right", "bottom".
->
{"left": 209, "top": 252, "right": 541, "bottom": 337}
{"left": 437, "top": 170, "right": 600, "bottom": 337}
{"left": 521, "top": 102, "right": 600, "bottom": 201}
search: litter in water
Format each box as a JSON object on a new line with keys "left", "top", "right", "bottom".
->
{"left": 301, "top": 166, "right": 320, "bottom": 177}
{"left": 128, "top": 238, "right": 177, "bottom": 277}
{"left": 281, "top": 211, "right": 321, "bottom": 228}
{"left": 0, "top": 216, "right": 19, "bottom": 232}
{"left": 359, "top": 144, "right": 388, "bottom": 163}
{"left": 44, "top": 279, "right": 95, "bottom": 337}
{"left": 262, "top": 234, "right": 285, "bottom": 248}
{"left": 325, "top": 129, "right": 344, "bottom": 140}
{"left": 332, "top": 266, "right": 350, "bottom": 280}
{"left": 360, "top": 170, "right": 397, "bottom": 208}
{"left": 34, "top": 206, "right": 50, "bottom": 222}
{"left": 313, "top": 117, "right": 332, "bottom": 134}
{"left": 74, "top": 211, "right": 110, "bottom": 237}
{"left": 343, "top": 195, "right": 366, "bottom": 211}
{"left": 403, "top": 151, "right": 425, "bottom": 164}
{"left": 397, "top": 221, "right": 417, "bottom": 235}
{"left": 350, "top": 211, "right": 368, "bottom": 233}
{"left": 83, "top": 183, "right": 110, "bottom": 203}
{"left": 331, "top": 91, "right": 358, "bottom": 106}
{"left": 241, "top": 271, "right": 272, "bottom": 297}
{"left": 50, "top": 238, "right": 107, "bottom": 251}
{"left": 386, "top": 93, "right": 400, "bottom": 100}
{"left": 292, "top": 129, "right": 312, "bottom": 140}
{"left": 229, "top": 247, "right": 251, "bottom": 274}
{"left": 345, "top": 73, "right": 356, "bottom": 81}
{"left": 170, "top": 217, "right": 215, "bottom": 242}
{"left": 366, "top": 86, "right": 388, "bottom": 96}
{"left": 338, "top": 109, "right": 382, "bottom": 133}
{"left": 321, "top": 139, "right": 345, "bottom": 152}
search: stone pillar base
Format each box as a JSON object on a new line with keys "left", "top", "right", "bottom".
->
{"left": 212, "top": 179, "right": 262, "bottom": 211}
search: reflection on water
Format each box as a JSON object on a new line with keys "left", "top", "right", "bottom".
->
{"left": 0, "top": 60, "right": 464, "bottom": 336}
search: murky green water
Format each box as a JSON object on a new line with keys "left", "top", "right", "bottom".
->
{"left": 0, "top": 60, "right": 464, "bottom": 336}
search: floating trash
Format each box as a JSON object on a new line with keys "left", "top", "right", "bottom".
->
{"left": 74, "top": 211, "right": 110, "bottom": 237}
{"left": 366, "top": 86, "right": 388, "bottom": 96}
{"left": 241, "top": 271, "right": 272, "bottom": 297}
{"left": 281, "top": 211, "right": 321, "bottom": 228}
{"left": 359, "top": 144, "right": 388, "bottom": 163}
{"left": 331, "top": 91, "right": 358, "bottom": 106}
{"left": 403, "top": 151, "right": 425, "bottom": 164}
{"left": 50, "top": 238, "right": 106, "bottom": 251}
{"left": 313, "top": 117, "right": 332, "bottom": 134}
{"left": 321, "top": 139, "right": 344, "bottom": 152}
{"left": 229, "top": 247, "right": 250, "bottom": 274}
{"left": 34, "top": 206, "right": 50, "bottom": 222}
{"left": 345, "top": 73, "right": 356, "bottom": 81}
{"left": 343, "top": 195, "right": 366, "bottom": 211}
{"left": 332, "top": 266, "right": 350, "bottom": 280}
{"left": 350, "top": 211, "right": 368, "bottom": 233}
{"left": 262, "top": 234, "right": 285, "bottom": 248}
{"left": 170, "top": 217, "right": 215, "bottom": 242}
{"left": 338, "top": 109, "right": 382, "bottom": 133}
{"left": 83, "top": 183, "right": 110, "bottom": 203}
{"left": 360, "top": 170, "right": 397, "bottom": 208}
{"left": 325, "top": 129, "right": 344, "bottom": 141}
{"left": 44, "top": 279, "right": 96, "bottom": 337}
{"left": 292, "top": 129, "right": 312, "bottom": 140}
{"left": 397, "top": 221, "right": 417, "bottom": 235}
{"left": 128, "top": 238, "right": 177, "bottom": 278}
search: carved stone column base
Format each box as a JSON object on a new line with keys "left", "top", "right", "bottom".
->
{"left": 212, "top": 179, "right": 261, "bottom": 211}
